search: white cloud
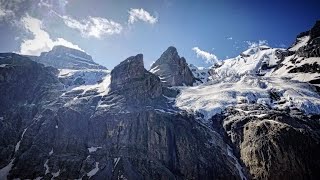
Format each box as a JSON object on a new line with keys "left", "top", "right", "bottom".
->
{"left": 38, "top": 0, "right": 53, "bottom": 8}
{"left": 128, "top": 8, "right": 158, "bottom": 24}
{"left": 245, "top": 40, "right": 268, "bottom": 48}
{"left": 227, "top": 37, "right": 233, "bottom": 40}
{"left": 62, "top": 15, "right": 122, "bottom": 38}
{"left": 0, "top": 7, "right": 14, "bottom": 20}
{"left": 192, "top": 47, "right": 219, "bottom": 64}
{"left": 19, "top": 14, "right": 83, "bottom": 56}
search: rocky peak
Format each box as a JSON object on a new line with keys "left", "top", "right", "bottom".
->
{"left": 35, "top": 45, "right": 106, "bottom": 70}
{"left": 110, "top": 54, "right": 162, "bottom": 103}
{"left": 158, "top": 46, "right": 179, "bottom": 63}
{"left": 45, "top": 45, "right": 93, "bottom": 62}
{"left": 110, "top": 54, "right": 145, "bottom": 91}
{"left": 150, "top": 46, "right": 195, "bottom": 87}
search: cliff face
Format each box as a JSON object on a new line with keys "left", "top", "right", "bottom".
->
{"left": 0, "top": 53, "right": 244, "bottom": 180}
{"left": 212, "top": 105, "right": 320, "bottom": 180}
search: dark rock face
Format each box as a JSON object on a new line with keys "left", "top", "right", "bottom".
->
{"left": 150, "top": 46, "right": 195, "bottom": 87}
{"left": 295, "top": 21, "right": 320, "bottom": 58}
{"left": 288, "top": 62, "right": 320, "bottom": 73}
{"left": 212, "top": 105, "right": 320, "bottom": 180}
{"left": 0, "top": 53, "right": 62, "bottom": 113}
{"left": 0, "top": 53, "right": 244, "bottom": 179}
{"left": 110, "top": 54, "right": 162, "bottom": 102}
{"left": 34, "top": 45, "right": 106, "bottom": 70}
{"left": 310, "top": 20, "right": 320, "bottom": 40}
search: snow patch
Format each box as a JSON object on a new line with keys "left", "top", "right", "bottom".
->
{"left": 44, "top": 160, "right": 50, "bottom": 175}
{"left": 15, "top": 128, "right": 28, "bottom": 152}
{"left": 66, "top": 53, "right": 91, "bottom": 62}
{"left": 0, "top": 159, "right": 14, "bottom": 180}
{"left": 227, "top": 146, "right": 247, "bottom": 180}
{"left": 49, "top": 149, "right": 53, "bottom": 156}
{"left": 0, "top": 64, "right": 9, "bottom": 67}
{"left": 113, "top": 157, "right": 121, "bottom": 172}
{"left": 88, "top": 146, "right": 102, "bottom": 153}
{"left": 51, "top": 169, "right": 60, "bottom": 179}
{"left": 149, "top": 66, "right": 160, "bottom": 74}
{"left": 289, "top": 35, "right": 310, "bottom": 51}
{"left": 87, "top": 162, "right": 99, "bottom": 178}
{"left": 253, "top": 114, "right": 268, "bottom": 118}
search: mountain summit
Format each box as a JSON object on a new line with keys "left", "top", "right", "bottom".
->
{"left": 150, "top": 46, "right": 195, "bottom": 86}
{"left": 34, "top": 45, "right": 106, "bottom": 70}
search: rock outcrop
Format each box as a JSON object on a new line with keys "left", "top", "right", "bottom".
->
{"left": 150, "top": 46, "right": 195, "bottom": 87}
{"left": 212, "top": 105, "right": 320, "bottom": 180}
{"left": 109, "top": 54, "right": 162, "bottom": 104}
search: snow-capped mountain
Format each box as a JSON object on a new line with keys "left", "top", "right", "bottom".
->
{"left": 0, "top": 21, "right": 320, "bottom": 180}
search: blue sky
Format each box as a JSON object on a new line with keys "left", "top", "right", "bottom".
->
{"left": 0, "top": 0, "right": 319, "bottom": 69}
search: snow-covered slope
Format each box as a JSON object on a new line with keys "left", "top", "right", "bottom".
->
{"left": 188, "top": 64, "right": 211, "bottom": 85}
{"left": 176, "top": 24, "right": 320, "bottom": 121}
{"left": 176, "top": 75, "right": 320, "bottom": 121}
{"left": 289, "top": 35, "right": 310, "bottom": 51}
{"left": 271, "top": 55, "right": 320, "bottom": 84}
{"left": 58, "top": 69, "right": 111, "bottom": 98}
{"left": 210, "top": 46, "right": 284, "bottom": 83}
{"left": 271, "top": 34, "right": 320, "bottom": 86}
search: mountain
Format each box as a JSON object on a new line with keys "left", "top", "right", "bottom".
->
{"left": 33, "top": 45, "right": 106, "bottom": 70}
{"left": 176, "top": 21, "right": 320, "bottom": 179}
{"left": 150, "top": 46, "right": 195, "bottom": 86}
{"left": 0, "top": 52, "right": 245, "bottom": 180}
{"left": 0, "top": 21, "right": 320, "bottom": 180}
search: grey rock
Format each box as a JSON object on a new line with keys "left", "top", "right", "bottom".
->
{"left": 150, "top": 46, "right": 195, "bottom": 87}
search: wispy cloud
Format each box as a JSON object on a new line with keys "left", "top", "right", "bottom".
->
{"left": 38, "top": 0, "right": 69, "bottom": 13}
{"left": 128, "top": 8, "right": 158, "bottom": 24}
{"left": 19, "top": 14, "right": 83, "bottom": 56}
{"left": 192, "top": 47, "right": 219, "bottom": 64}
{"left": 245, "top": 40, "right": 268, "bottom": 48}
{"left": 62, "top": 15, "right": 123, "bottom": 39}
{"left": 0, "top": 6, "right": 15, "bottom": 21}
{"left": 227, "top": 37, "right": 233, "bottom": 40}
